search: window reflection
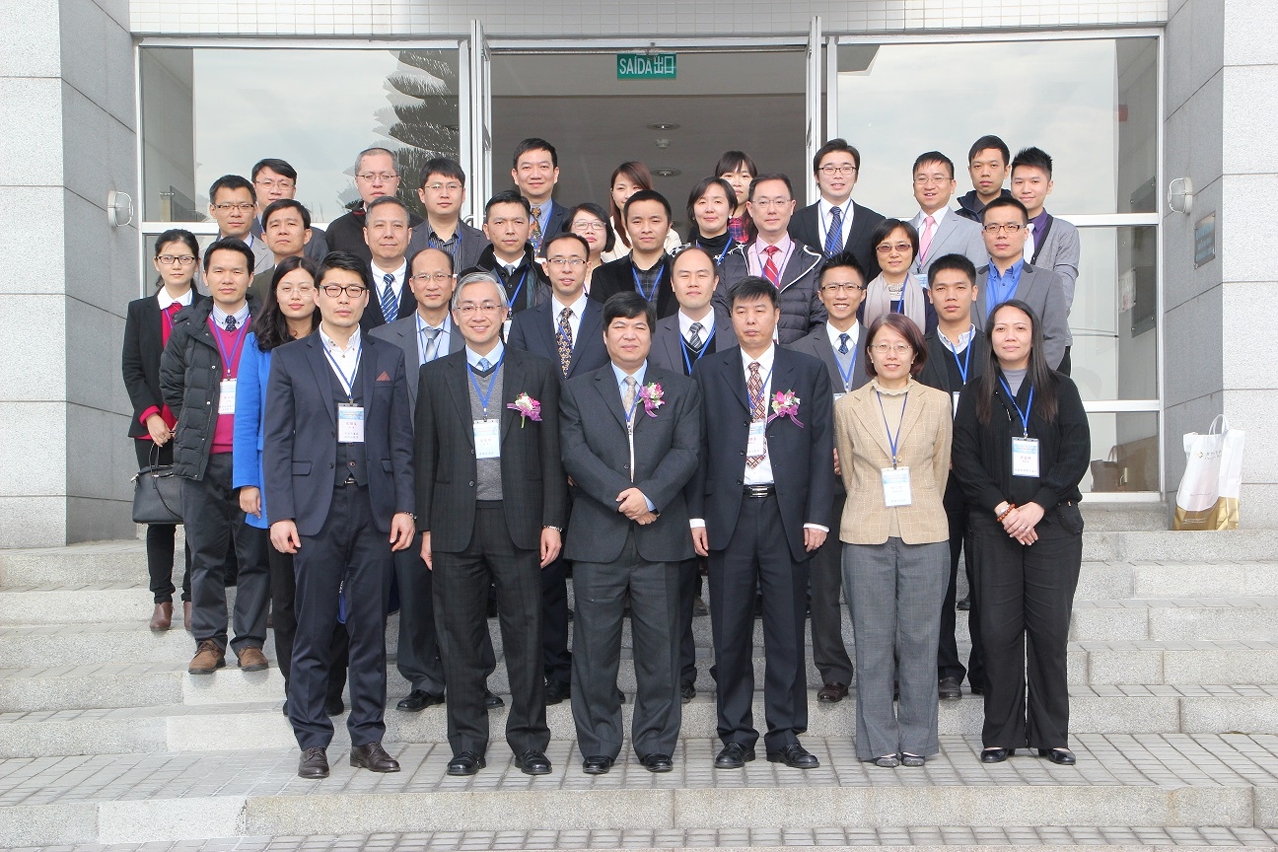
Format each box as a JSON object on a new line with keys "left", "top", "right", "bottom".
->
{"left": 1083, "top": 412, "right": 1159, "bottom": 494}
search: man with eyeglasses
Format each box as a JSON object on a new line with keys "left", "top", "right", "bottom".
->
{"left": 511, "top": 138, "right": 568, "bottom": 253}
{"left": 414, "top": 271, "right": 567, "bottom": 778}
{"left": 974, "top": 197, "right": 1069, "bottom": 370}
{"left": 360, "top": 196, "right": 416, "bottom": 333}
{"left": 789, "top": 139, "right": 886, "bottom": 280}
{"left": 907, "top": 152, "right": 987, "bottom": 277}
{"left": 250, "top": 158, "right": 329, "bottom": 262}
{"left": 589, "top": 190, "right": 679, "bottom": 319}
{"left": 207, "top": 174, "right": 273, "bottom": 280}
{"left": 326, "top": 147, "right": 425, "bottom": 264}
{"left": 249, "top": 199, "right": 317, "bottom": 303}
{"left": 407, "top": 158, "right": 491, "bottom": 273}
{"left": 475, "top": 191, "right": 551, "bottom": 318}
{"left": 263, "top": 250, "right": 416, "bottom": 779}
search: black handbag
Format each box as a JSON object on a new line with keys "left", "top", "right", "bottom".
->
{"left": 132, "top": 444, "right": 184, "bottom": 524}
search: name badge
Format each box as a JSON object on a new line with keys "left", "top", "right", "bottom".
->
{"left": 952, "top": 391, "right": 961, "bottom": 418}
{"left": 337, "top": 404, "right": 365, "bottom": 443}
{"left": 474, "top": 419, "right": 501, "bottom": 459}
{"left": 502, "top": 318, "right": 513, "bottom": 340}
{"left": 915, "top": 273, "right": 930, "bottom": 291}
{"left": 747, "top": 421, "right": 767, "bottom": 459}
{"left": 833, "top": 392, "right": 846, "bottom": 404}
{"left": 1012, "top": 437, "right": 1040, "bottom": 477}
{"left": 218, "top": 379, "right": 236, "bottom": 415}
{"left": 881, "top": 466, "right": 912, "bottom": 507}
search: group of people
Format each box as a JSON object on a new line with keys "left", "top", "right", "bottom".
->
{"left": 121, "top": 132, "right": 1090, "bottom": 781}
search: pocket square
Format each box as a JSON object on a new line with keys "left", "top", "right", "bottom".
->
{"left": 376, "top": 371, "right": 392, "bottom": 382}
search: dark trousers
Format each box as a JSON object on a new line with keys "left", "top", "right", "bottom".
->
{"left": 708, "top": 494, "right": 809, "bottom": 752}
{"left": 268, "top": 543, "right": 348, "bottom": 705}
{"left": 677, "top": 559, "right": 700, "bottom": 688}
{"left": 434, "top": 504, "right": 549, "bottom": 757}
{"left": 939, "top": 482, "right": 984, "bottom": 686}
{"left": 182, "top": 453, "right": 269, "bottom": 653}
{"left": 541, "top": 554, "right": 572, "bottom": 687}
{"left": 134, "top": 440, "right": 191, "bottom": 604}
{"left": 288, "top": 483, "right": 392, "bottom": 751}
{"left": 571, "top": 529, "right": 682, "bottom": 759}
{"left": 969, "top": 508, "right": 1082, "bottom": 749}
{"left": 809, "top": 493, "right": 854, "bottom": 686}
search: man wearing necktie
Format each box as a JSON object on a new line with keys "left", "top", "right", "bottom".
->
{"left": 510, "top": 138, "right": 568, "bottom": 254}
{"left": 787, "top": 140, "right": 886, "bottom": 281}
{"left": 908, "top": 152, "right": 988, "bottom": 277}
{"left": 360, "top": 196, "right": 415, "bottom": 333}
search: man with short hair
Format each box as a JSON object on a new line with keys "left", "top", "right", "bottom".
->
{"left": 264, "top": 250, "right": 416, "bottom": 780}
{"left": 590, "top": 190, "right": 678, "bottom": 319}
{"left": 250, "top": 158, "right": 328, "bottom": 261}
{"left": 511, "top": 138, "right": 568, "bottom": 252}
{"left": 207, "top": 175, "right": 273, "bottom": 277}
{"left": 407, "top": 157, "right": 490, "bottom": 272}
{"left": 361, "top": 195, "right": 416, "bottom": 332}
{"left": 718, "top": 174, "right": 825, "bottom": 344}
{"left": 326, "top": 148, "right": 425, "bottom": 263}
{"left": 249, "top": 199, "right": 316, "bottom": 302}
{"left": 974, "top": 197, "right": 1069, "bottom": 370}
{"left": 1011, "top": 146, "right": 1080, "bottom": 375}
{"left": 476, "top": 190, "right": 551, "bottom": 315}
{"left": 908, "top": 152, "right": 987, "bottom": 276}
{"left": 956, "top": 135, "right": 1015, "bottom": 223}
{"left": 160, "top": 238, "right": 271, "bottom": 678}
{"left": 788, "top": 139, "right": 886, "bottom": 279}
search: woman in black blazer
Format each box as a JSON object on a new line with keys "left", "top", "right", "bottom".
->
{"left": 951, "top": 299, "right": 1090, "bottom": 766}
{"left": 121, "top": 229, "right": 206, "bottom": 631}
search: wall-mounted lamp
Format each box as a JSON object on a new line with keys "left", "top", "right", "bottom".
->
{"left": 1167, "top": 177, "right": 1194, "bottom": 215}
{"left": 107, "top": 190, "right": 133, "bottom": 227}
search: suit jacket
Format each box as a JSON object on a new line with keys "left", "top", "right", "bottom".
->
{"left": 262, "top": 332, "right": 415, "bottom": 536}
{"left": 915, "top": 327, "right": 989, "bottom": 398}
{"left": 1029, "top": 214, "right": 1080, "bottom": 344}
{"left": 908, "top": 209, "right": 987, "bottom": 274}
{"left": 361, "top": 262, "right": 417, "bottom": 333}
{"left": 507, "top": 296, "right": 609, "bottom": 379}
{"left": 649, "top": 311, "right": 735, "bottom": 375}
{"left": 589, "top": 254, "right": 677, "bottom": 319}
{"left": 834, "top": 380, "right": 951, "bottom": 545}
{"left": 535, "top": 200, "right": 570, "bottom": 254}
{"left": 121, "top": 291, "right": 209, "bottom": 439}
{"left": 406, "top": 219, "right": 490, "bottom": 274}
{"left": 690, "top": 346, "right": 836, "bottom": 564}
{"left": 414, "top": 348, "right": 567, "bottom": 552}
{"left": 788, "top": 200, "right": 886, "bottom": 281}
{"left": 716, "top": 242, "right": 826, "bottom": 344}
{"left": 786, "top": 322, "right": 872, "bottom": 396}
{"left": 560, "top": 364, "right": 702, "bottom": 563}
{"left": 974, "top": 261, "right": 1069, "bottom": 370}
{"left": 369, "top": 313, "right": 466, "bottom": 411}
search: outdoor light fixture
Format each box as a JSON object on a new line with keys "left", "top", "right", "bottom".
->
{"left": 1167, "top": 177, "right": 1193, "bottom": 215}
{"left": 107, "top": 190, "right": 134, "bottom": 227}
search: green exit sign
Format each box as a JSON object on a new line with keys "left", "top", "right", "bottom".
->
{"left": 617, "top": 53, "right": 677, "bottom": 79}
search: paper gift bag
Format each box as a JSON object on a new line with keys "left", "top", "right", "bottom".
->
{"left": 1173, "top": 415, "right": 1244, "bottom": 530}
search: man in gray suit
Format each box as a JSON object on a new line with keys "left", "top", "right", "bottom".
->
{"left": 973, "top": 197, "right": 1070, "bottom": 370}
{"left": 560, "top": 291, "right": 703, "bottom": 775}
{"left": 908, "top": 152, "right": 987, "bottom": 278}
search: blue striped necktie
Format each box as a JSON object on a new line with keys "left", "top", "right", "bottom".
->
{"left": 380, "top": 273, "right": 399, "bottom": 322}
{"left": 824, "top": 205, "right": 843, "bottom": 258}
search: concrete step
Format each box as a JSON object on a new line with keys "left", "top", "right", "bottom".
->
{"left": 1, "top": 734, "right": 1274, "bottom": 846}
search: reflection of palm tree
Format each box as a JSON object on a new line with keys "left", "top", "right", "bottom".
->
{"left": 379, "top": 49, "right": 461, "bottom": 218}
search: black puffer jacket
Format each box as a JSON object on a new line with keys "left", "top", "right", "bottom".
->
{"left": 159, "top": 298, "right": 258, "bottom": 480}
{"left": 714, "top": 242, "right": 825, "bottom": 345}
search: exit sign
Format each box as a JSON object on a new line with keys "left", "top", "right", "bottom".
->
{"left": 617, "top": 53, "right": 676, "bottom": 79}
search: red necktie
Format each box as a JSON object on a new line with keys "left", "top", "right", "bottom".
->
{"left": 762, "top": 246, "right": 781, "bottom": 286}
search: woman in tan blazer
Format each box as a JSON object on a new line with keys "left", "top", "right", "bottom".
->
{"left": 835, "top": 313, "right": 952, "bottom": 768}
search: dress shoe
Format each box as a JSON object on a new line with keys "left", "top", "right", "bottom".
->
{"left": 938, "top": 676, "right": 963, "bottom": 700}
{"left": 281, "top": 700, "right": 289, "bottom": 717}
{"left": 298, "top": 746, "right": 329, "bottom": 779}
{"left": 693, "top": 596, "right": 708, "bottom": 616}
{"left": 544, "top": 680, "right": 570, "bottom": 705}
{"left": 236, "top": 646, "right": 269, "bottom": 672}
{"left": 956, "top": 595, "right": 971, "bottom": 611}
{"left": 514, "top": 749, "right": 552, "bottom": 775}
{"left": 266, "top": 611, "right": 274, "bottom": 629}
{"left": 350, "top": 741, "right": 400, "bottom": 772}
{"left": 1038, "top": 747, "right": 1077, "bottom": 765}
{"left": 397, "top": 689, "right": 445, "bottom": 712}
{"left": 640, "top": 753, "right": 674, "bottom": 773}
{"left": 446, "top": 751, "right": 485, "bottom": 776}
{"left": 183, "top": 601, "right": 193, "bottom": 632}
{"left": 817, "top": 682, "right": 848, "bottom": 703}
{"left": 484, "top": 689, "right": 504, "bottom": 709}
{"left": 872, "top": 754, "right": 900, "bottom": 768}
{"left": 149, "top": 602, "right": 173, "bottom": 631}
{"left": 581, "top": 755, "right": 614, "bottom": 775}
{"left": 766, "top": 744, "right": 819, "bottom": 769}
{"left": 188, "top": 640, "right": 225, "bottom": 675}
{"left": 680, "top": 682, "right": 696, "bottom": 703}
{"left": 980, "top": 747, "right": 1015, "bottom": 763}
{"left": 713, "top": 742, "right": 756, "bottom": 769}
{"left": 901, "top": 752, "right": 926, "bottom": 767}
{"left": 324, "top": 698, "right": 345, "bottom": 717}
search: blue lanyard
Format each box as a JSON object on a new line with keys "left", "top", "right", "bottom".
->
{"left": 323, "top": 343, "right": 362, "bottom": 402}
{"left": 679, "top": 322, "right": 717, "bottom": 374}
{"left": 632, "top": 261, "right": 664, "bottom": 303}
{"left": 211, "top": 318, "right": 249, "bottom": 379}
{"left": 468, "top": 352, "right": 505, "bottom": 415}
{"left": 622, "top": 381, "right": 642, "bottom": 425}
{"left": 747, "top": 363, "right": 775, "bottom": 416}
{"left": 836, "top": 347, "right": 858, "bottom": 391}
{"left": 950, "top": 337, "right": 972, "bottom": 385}
{"left": 876, "top": 390, "right": 908, "bottom": 467}
{"left": 998, "top": 377, "right": 1034, "bottom": 437}
{"left": 506, "top": 268, "right": 529, "bottom": 310}
{"left": 697, "top": 237, "right": 732, "bottom": 266}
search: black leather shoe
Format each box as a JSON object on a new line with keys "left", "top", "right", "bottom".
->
{"left": 298, "top": 747, "right": 329, "bottom": 779}
{"left": 484, "top": 689, "right": 504, "bottom": 709}
{"left": 446, "top": 751, "right": 485, "bottom": 776}
{"left": 350, "top": 741, "right": 400, "bottom": 772}
{"left": 581, "top": 755, "right": 613, "bottom": 775}
{"left": 938, "top": 676, "right": 962, "bottom": 700}
{"left": 901, "top": 752, "right": 926, "bottom": 767}
{"left": 1038, "top": 747, "right": 1077, "bottom": 765}
{"left": 956, "top": 596, "right": 971, "bottom": 611}
{"left": 680, "top": 683, "right": 696, "bottom": 703}
{"left": 817, "top": 682, "right": 848, "bottom": 703}
{"left": 969, "top": 682, "right": 984, "bottom": 696}
{"left": 281, "top": 700, "right": 289, "bottom": 717}
{"left": 640, "top": 753, "right": 674, "bottom": 773}
{"left": 397, "top": 689, "right": 445, "bottom": 712}
{"left": 713, "top": 742, "right": 756, "bottom": 769}
{"left": 514, "top": 749, "right": 552, "bottom": 775}
{"left": 324, "top": 698, "right": 344, "bottom": 717}
{"left": 980, "top": 747, "right": 1015, "bottom": 763}
{"left": 766, "top": 743, "right": 819, "bottom": 769}
{"left": 544, "top": 680, "right": 570, "bottom": 705}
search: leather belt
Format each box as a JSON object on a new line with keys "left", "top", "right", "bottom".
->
{"left": 743, "top": 484, "right": 776, "bottom": 498}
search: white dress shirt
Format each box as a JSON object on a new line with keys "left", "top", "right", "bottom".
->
{"left": 371, "top": 260, "right": 408, "bottom": 306}
{"left": 678, "top": 307, "right": 716, "bottom": 344}
{"left": 320, "top": 326, "right": 362, "bottom": 397}
{"left": 818, "top": 197, "right": 854, "bottom": 250}
{"left": 741, "top": 345, "right": 777, "bottom": 487}
{"left": 157, "top": 288, "right": 193, "bottom": 311}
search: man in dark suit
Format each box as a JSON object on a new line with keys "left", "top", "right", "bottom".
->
{"left": 415, "top": 271, "right": 568, "bottom": 777}
{"left": 262, "top": 250, "right": 417, "bottom": 779}
{"left": 508, "top": 232, "right": 609, "bottom": 705}
{"left": 690, "top": 277, "right": 836, "bottom": 771}
{"left": 784, "top": 252, "right": 871, "bottom": 705}
{"left": 475, "top": 191, "right": 551, "bottom": 316}
{"left": 326, "top": 147, "right": 425, "bottom": 263}
{"left": 787, "top": 139, "right": 886, "bottom": 280}
{"left": 407, "top": 157, "right": 490, "bottom": 273}
{"left": 589, "top": 190, "right": 678, "bottom": 319}
{"left": 511, "top": 138, "right": 569, "bottom": 253}
{"left": 360, "top": 196, "right": 417, "bottom": 333}
{"left": 916, "top": 253, "right": 989, "bottom": 701}
{"left": 560, "top": 291, "right": 702, "bottom": 774}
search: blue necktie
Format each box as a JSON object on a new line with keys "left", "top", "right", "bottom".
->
{"left": 224, "top": 315, "right": 238, "bottom": 332}
{"left": 478, "top": 358, "right": 491, "bottom": 372}
{"left": 838, "top": 333, "right": 850, "bottom": 355}
{"left": 824, "top": 205, "right": 844, "bottom": 258}
{"left": 380, "top": 273, "right": 399, "bottom": 322}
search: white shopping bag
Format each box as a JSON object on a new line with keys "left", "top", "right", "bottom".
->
{"left": 1173, "top": 415, "right": 1244, "bottom": 530}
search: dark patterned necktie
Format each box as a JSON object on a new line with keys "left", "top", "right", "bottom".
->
{"left": 556, "top": 307, "right": 573, "bottom": 377}
{"left": 747, "top": 361, "right": 765, "bottom": 468}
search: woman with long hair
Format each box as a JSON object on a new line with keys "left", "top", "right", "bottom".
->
{"left": 563, "top": 202, "right": 614, "bottom": 286}
{"left": 600, "top": 161, "right": 681, "bottom": 263}
{"left": 122, "top": 229, "right": 204, "bottom": 630}
{"left": 685, "top": 177, "right": 737, "bottom": 266}
{"left": 715, "top": 150, "right": 758, "bottom": 245}
{"left": 862, "top": 219, "right": 936, "bottom": 334}
{"left": 951, "top": 300, "right": 1090, "bottom": 765}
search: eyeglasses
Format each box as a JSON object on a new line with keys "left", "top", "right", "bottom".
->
{"left": 356, "top": 172, "right": 398, "bottom": 183}
{"left": 818, "top": 164, "right": 858, "bottom": 176}
{"left": 319, "top": 284, "right": 368, "bottom": 298}
{"left": 213, "top": 202, "right": 255, "bottom": 212}
{"left": 411, "top": 272, "right": 456, "bottom": 283}
{"left": 424, "top": 182, "right": 462, "bottom": 192}
{"left": 871, "top": 342, "right": 913, "bottom": 355}
{"left": 546, "top": 257, "right": 586, "bottom": 268}
{"left": 983, "top": 223, "right": 1025, "bottom": 234}
{"left": 157, "top": 254, "right": 197, "bottom": 266}
{"left": 913, "top": 174, "right": 951, "bottom": 186}
{"left": 255, "top": 178, "right": 295, "bottom": 190}
{"left": 820, "top": 282, "right": 867, "bottom": 293}
{"left": 455, "top": 302, "right": 504, "bottom": 315}
{"left": 875, "top": 242, "right": 914, "bottom": 255}
{"left": 277, "top": 285, "right": 315, "bottom": 296}
{"left": 571, "top": 221, "right": 607, "bottom": 233}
